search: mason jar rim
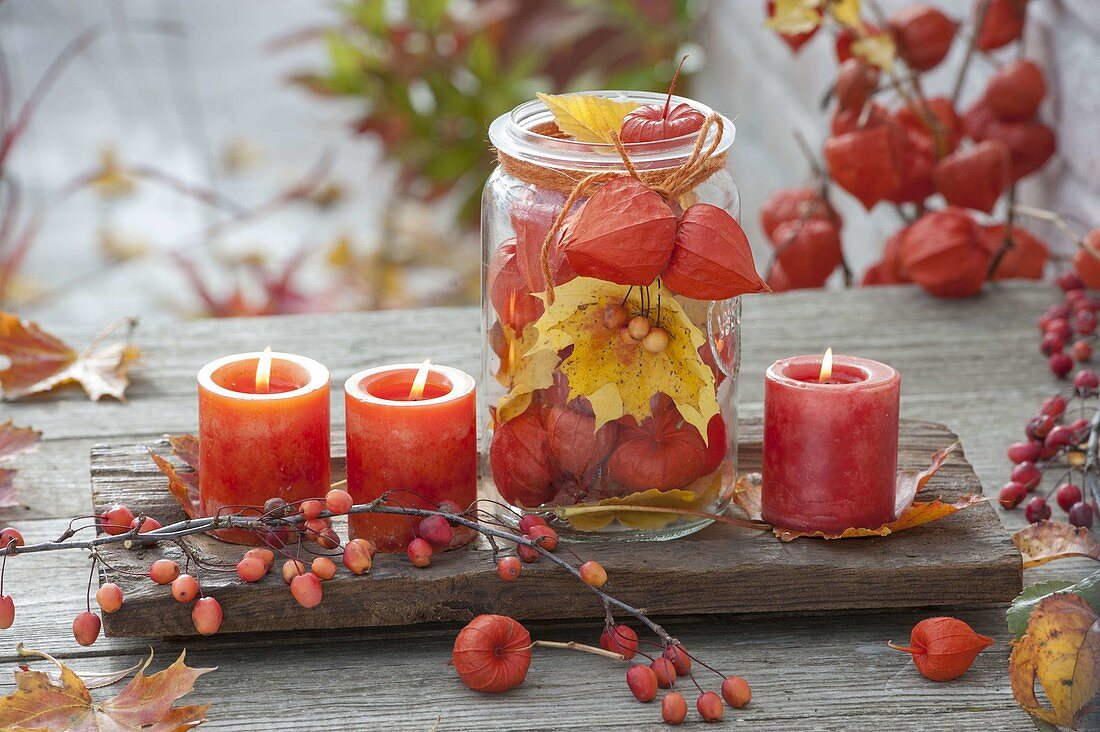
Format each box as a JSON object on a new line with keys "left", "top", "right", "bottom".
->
{"left": 488, "top": 90, "right": 736, "bottom": 172}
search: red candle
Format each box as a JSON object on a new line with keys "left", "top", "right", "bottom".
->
{"left": 344, "top": 363, "right": 477, "bottom": 553}
{"left": 198, "top": 351, "right": 331, "bottom": 544}
{"left": 761, "top": 351, "right": 901, "bottom": 534}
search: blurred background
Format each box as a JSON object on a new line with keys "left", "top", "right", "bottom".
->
{"left": 1, "top": 0, "right": 1096, "bottom": 326}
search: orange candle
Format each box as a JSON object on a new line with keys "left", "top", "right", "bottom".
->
{"left": 344, "top": 363, "right": 477, "bottom": 552}
{"left": 198, "top": 351, "right": 331, "bottom": 544}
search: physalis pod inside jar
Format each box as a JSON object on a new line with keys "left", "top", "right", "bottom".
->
{"left": 482, "top": 89, "right": 768, "bottom": 541}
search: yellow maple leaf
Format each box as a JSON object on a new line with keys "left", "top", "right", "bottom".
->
{"left": 495, "top": 323, "right": 558, "bottom": 424}
{"left": 852, "top": 33, "right": 896, "bottom": 71}
{"left": 526, "top": 277, "right": 718, "bottom": 441}
{"left": 557, "top": 472, "right": 723, "bottom": 531}
{"left": 828, "top": 0, "right": 862, "bottom": 27}
{"left": 766, "top": 0, "right": 825, "bottom": 34}
{"left": 536, "top": 93, "right": 640, "bottom": 144}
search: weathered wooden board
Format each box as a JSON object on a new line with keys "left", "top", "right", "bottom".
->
{"left": 90, "top": 417, "right": 1021, "bottom": 637}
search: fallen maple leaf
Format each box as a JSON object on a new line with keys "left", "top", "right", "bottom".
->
{"left": 0, "top": 313, "right": 141, "bottom": 401}
{"left": 0, "top": 645, "right": 214, "bottom": 731}
{"left": 149, "top": 437, "right": 200, "bottom": 519}
{"left": 732, "top": 444, "right": 983, "bottom": 540}
{"left": 0, "top": 420, "right": 41, "bottom": 509}
{"left": 526, "top": 277, "right": 719, "bottom": 440}
{"left": 1010, "top": 593, "right": 1100, "bottom": 728}
{"left": 494, "top": 323, "right": 557, "bottom": 425}
{"left": 536, "top": 93, "right": 639, "bottom": 143}
{"left": 1013, "top": 521, "right": 1100, "bottom": 568}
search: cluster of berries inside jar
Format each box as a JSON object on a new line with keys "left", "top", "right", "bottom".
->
{"left": 482, "top": 84, "right": 768, "bottom": 537}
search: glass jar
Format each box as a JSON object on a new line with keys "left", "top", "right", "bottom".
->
{"left": 482, "top": 91, "right": 742, "bottom": 541}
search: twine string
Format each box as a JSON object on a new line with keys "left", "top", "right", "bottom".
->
{"left": 523, "top": 113, "right": 725, "bottom": 305}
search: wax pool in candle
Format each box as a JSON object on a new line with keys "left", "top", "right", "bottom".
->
{"left": 344, "top": 364, "right": 477, "bottom": 552}
{"left": 761, "top": 354, "right": 900, "bottom": 534}
{"left": 198, "top": 352, "right": 331, "bottom": 545}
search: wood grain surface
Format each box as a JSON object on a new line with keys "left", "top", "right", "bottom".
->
{"left": 1, "top": 282, "right": 1096, "bottom": 730}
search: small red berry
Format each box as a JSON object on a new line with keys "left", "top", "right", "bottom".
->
{"left": 497, "top": 556, "right": 522, "bottom": 582}
{"left": 697, "top": 691, "right": 724, "bottom": 722}
{"left": 1044, "top": 425, "right": 1074, "bottom": 450}
{"left": 1069, "top": 501, "right": 1095, "bottom": 528}
{"left": 663, "top": 691, "right": 688, "bottom": 724}
{"left": 600, "top": 624, "right": 639, "bottom": 659}
{"left": 303, "top": 517, "right": 330, "bottom": 538}
{"left": 1040, "top": 395, "right": 1067, "bottom": 417}
{"left": 342, "top": 539, "right": 375, "bottom": 575}
{"left": 1040, "top": 331, "right": 1065, "bottom": 356}
{"left": 311, "top": 556, "right": 337, "bottom": 580}
{"left": 95, "top": 582, "right": 124, "bottom": 613}
{"left": 290, "top": 572, "right": 323, "bottom": 608}
{"left": 1074, "top": 341, "right": 1094, "bottom": 362}
{"left": 1046, "top": 318, "right": 1072, "bottom": 339}
{"left": 1058, "top": 270, "right": 1086, "bottom": 292}
{"left": 418, "top": 514, "right": 454, "bottom": 548}
{"left": 72, "top": 611, "right": 101, "bottom": 646}
{"left": 663, "top": 644, "right": 692, "bottom": 676}
{"left": 1050, "top": 352, "right": 1074, "bottom": 378}
{"left": 1075, "top": 310, "right": 1098, "bottom": 335}
{"left": 130, "top": 516, "right": 162, "bottom": 533}
{"left": 0, "top": 595, "right": 13, "bottom": 629}
{"left": 245, "top": 547, "right": 275, "bottom": 570}
{"left": 325, "top": 489, "right": 353, "bottom": 515}
{"left": 998, "top": 482, "right": 1028, "bottom": 509}
{"left": 172, "top": 574, "right": 199, "bottom": 603}
{"left": 1056, "top": 484, "right": 1084, "bottom": 513}
{"left": 407, "top": 538, "right": 433, "bottom": 568}
{"left": 0, "top": 527, "right": 24, "bottom": 549}
{"left": 1074, "top": 369, "right": 1100, "bottom": 393}
{"left": 263, "top": 496, "right": 289, "bottom": 516}
{"left": 281, "top": 559, "right": 306, "bottom": 584}
{"left": 1006, "top": 441, "right": 1039, "bottom": 464}
{"left": 579, "top": 560, "right": 608, "bottom": 587}
{"left": 1011, "top": 462, "right": 1041, "bottom": 491}
{"left": 192, "top": 597, "right": 222, "bottom": 635}
{"left": 316, "top": 527, "right": 341, "bottom": 550}
{"left": 1026, "top": 415, "right": 1055, "bottom": 441}
{"left": 526, "top": 525, "right": 559, "bottom": 552}
{"left": 300, "top": 499, "right": 324, "bottom": 521}
{"left": 149, "top": 559, "right": 180, "bottom": 585}
{"left": 518, "top": 515, "right": 548, "bottom": 534}
{"left": 517, "top": 544, "right": 540, "bottom": 563}
{"left": 721, "top": 676, "right": 752, "bottom": 709}
{"left": 1025, "top": 496, "right": 1051, "bottom": 523}
{"left": 626, "top": 664, "right": 658, "bottom": 703}
{"left": 101, "top": 504, "right": 135, "bottom": 536}
{"left": 651, "top": 657, "right": 677, "bottom": 689}
{"left": 236, "top": 556, "right": 268, "bottom": 583}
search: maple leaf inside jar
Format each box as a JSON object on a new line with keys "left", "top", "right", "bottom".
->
{"left": 483, "top": 90, "right": 762, "bottom": 541}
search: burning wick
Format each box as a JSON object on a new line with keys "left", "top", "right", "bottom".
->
{"left": 818, "top": 347, "right": 833, "bottom": 384}
{"left": 408, "top": 359, "right": 432, "bottom": 400}
{"left": 255, "top": 346, "right": 273, "bottom": 393}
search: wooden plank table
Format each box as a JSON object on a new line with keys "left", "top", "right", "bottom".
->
{"left": 1, "top": 281, "right": 1096, "bottom": 731}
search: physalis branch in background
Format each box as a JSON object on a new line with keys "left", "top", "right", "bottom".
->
{"left": 767, "top": 0, "right": 862, "bottom": 35}
{"left": 0, "top": 313, "right": 141, "bottom": 401}
{"left": 0, "top": 645, "right": 214, "bottom": 731}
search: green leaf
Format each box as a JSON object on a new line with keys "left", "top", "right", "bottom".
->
{"left": 1007, "top": 571, "right": 1100, "bottom": 638}
{"left": 466, "top": 36, "right": 497, "bottom": 81}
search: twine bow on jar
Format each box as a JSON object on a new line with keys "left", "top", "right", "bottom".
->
{"left": 495, "top": 114, "right": 728, "bottom": 305}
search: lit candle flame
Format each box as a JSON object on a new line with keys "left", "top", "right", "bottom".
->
{"left": 818, "top": 347, "right": 833, "bottom": 383}
{"left": 255, "top": 347, "right": 273, "bottom": 393}
{"left": 408, "top": 359, "right": 432, "bottom": 400}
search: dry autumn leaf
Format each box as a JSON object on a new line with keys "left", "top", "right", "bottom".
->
{"left": 0, "top": 645, "right": 214, "bottom": 731}
{"left": 0, "top": 313, "right": 141, "bottom": 401}
{"left": 766, "top": 0, "right": 826, "bottom": 35}
{"left": 1013, "top": 521, "right": 1100, "bottom": 568}
{"left": 495, "top": 323, "right": 558, "bottom": 425}
{"left": 829, "top": 0, "right": 862, "bottom": 27}
{"left": 149, "top": 436, "right": 200, "bottom": 519}
{"left": 536, "top": 93, "right": 640, "bottom": 144}
{"left": 526, "top": 276, "right": 719, "bottom": 440}
{"left": 852, "top": 33, "right": 897, "bottom": 71}
{"left": 731, "top": 444, "right": 982, "bottom": 540}
{"left": 0, "top": 420, "right": 40, "bottom": 509}
{"left": 1010, "top": 593, "right": 1100, "bottom": 728}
